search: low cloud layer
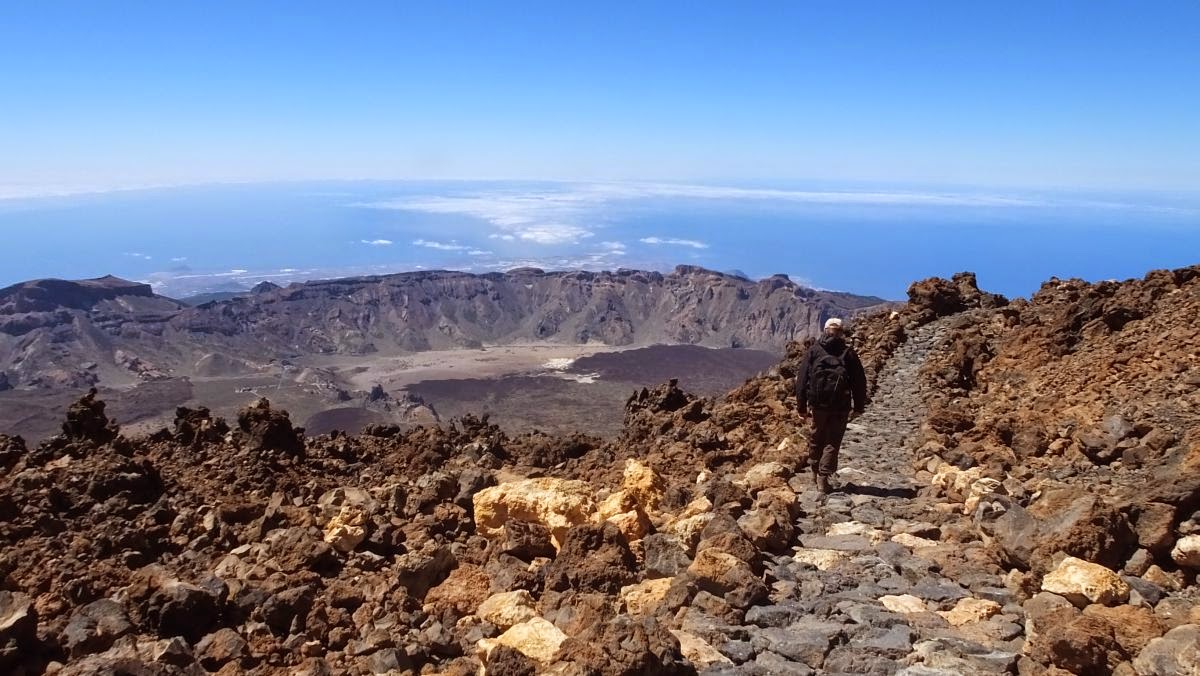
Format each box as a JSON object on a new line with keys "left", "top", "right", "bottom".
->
{"left": 640, "top": 236, "right": 708, "bottom": 249}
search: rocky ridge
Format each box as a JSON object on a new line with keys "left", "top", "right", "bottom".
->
{"left": 1, "top": 266, "right": 1199, "bottom": 675}
{"left": 0, "top": 266, "right": 888, "bottom": 390}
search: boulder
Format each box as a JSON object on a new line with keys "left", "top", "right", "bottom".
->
{"left": 237, "top": 397, "right": 304, "bottom": 456}
{"left": 623, "top": 459, "right": 666, "bottom": 512}
{"left": 793, "top": 548, "right": 850, "bottom": 571}
{"left": 1041, "top": 557, "right": 1131, "bottom": 608}
{"left": 63, "top": 599, "right": 133, "bottom": 657}
{"left": 323, "top": 503, "right": 368, "bottom": 553}
{"left": 669, "top": 629, "right": 733, "bottom": 668}
{"left": 1024, "top": 610, "right": 1123, "bottom": 674}
{"left": 879, "top": 594, "right": 928, "bottom": 614}
{"left": 741, "top": 461, "right": 793, "bottom": 494}
{"left": 1170, "top": 535, "right": 1200, "bottom": 568}
{"left": 642, "top": 533, "right": 691, "bottom": 578}
{"left": 478, "top": 617, "right": 568, "bottom": 665}
{"left": 500, "top": 520, "right": 557, "bottom": 561}
{"left": 687, "top": 548, "right": 768, "bottom": 609}
{"left": 1133, "top": 502, "right": 1177, "bottom": 555}
{"left": 424, "top": 563, "right": 491, "bottom": 615}
{"left": 620, "top": 578, "right": 676, "bottom": 616}
{"left": 473, "top": 478, "right": 596, "bottom": 549}
{"left": 477, "top": 591, "right": 538, "bottom": 630}
{"left": 938, "top": 598, "right": 1002, "bottom": 626}
{"left": 979, "top": 490, "right": 1137, "bottom": 573}
{"left": 0, "top": 591, "right": 37, "bottom": 669}
{"left": 1081, "top": 604, "right": 1165, "bottom": 657}
{"left": 1133, "top": 623, "right": 1200, "bottom": 676}
{"left": 196, "top": 627, "right": 247, "bottom": 671}
{"left": 543, "top": 522, "right": 637, "bottom": 594}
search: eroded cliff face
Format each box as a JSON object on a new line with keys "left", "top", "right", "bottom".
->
{"left": 0, "top": 266, "right": 888, "bottom": 390}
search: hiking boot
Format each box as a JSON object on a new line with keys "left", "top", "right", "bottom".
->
{"left": 817, "top": 475, "right": 832, "bottom": 494}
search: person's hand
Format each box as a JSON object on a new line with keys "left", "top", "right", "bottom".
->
{"left": 797, "top": 406, "right": 809, "bottom": 419}
{"left": 850, "top": 409, "right": 865, "bottom": 420}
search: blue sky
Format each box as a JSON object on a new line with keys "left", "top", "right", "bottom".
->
{"left": 2, "top": 2, "right": 1198, "bottom": 191}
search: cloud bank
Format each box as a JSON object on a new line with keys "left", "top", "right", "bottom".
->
{"left": 640, "top": 236, "right": 708, "bottom": 249}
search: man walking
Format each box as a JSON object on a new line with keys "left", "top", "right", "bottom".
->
{"left": 796, "top": 317, "right": 868, "bottom": 494}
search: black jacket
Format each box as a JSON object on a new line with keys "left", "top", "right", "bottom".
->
{"left": 796, "top": 335, "right": 868, "bottom": 412}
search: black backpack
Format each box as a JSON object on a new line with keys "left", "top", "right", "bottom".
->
{"left": 808, "top": 344, "right": 853, "bottom": 409}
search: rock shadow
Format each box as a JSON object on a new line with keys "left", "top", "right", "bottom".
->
{"left": 840, "top": 482, "right": 917, "bottom": 499}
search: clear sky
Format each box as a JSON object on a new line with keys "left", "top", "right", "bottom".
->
{"left": 2, "top": 2, "right": 1198, "bottom": 192}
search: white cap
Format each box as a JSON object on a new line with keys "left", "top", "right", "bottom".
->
{"left": 824, "top": 317, "right": 844, "bottom": 330}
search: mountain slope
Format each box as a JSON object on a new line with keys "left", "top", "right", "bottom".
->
{"left": 0, "top": 266, "right": 889, "bottom": 389}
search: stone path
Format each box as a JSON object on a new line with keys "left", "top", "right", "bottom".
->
{"left": 701, "top": 318, "right": 1026, "bottom": 675}
{"left": 837, "top": 318, "right": 953, "bottom": 498}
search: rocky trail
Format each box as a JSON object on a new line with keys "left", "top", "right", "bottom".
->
{"left": 682, "top": 317, "right": 1028, "bottom": 675}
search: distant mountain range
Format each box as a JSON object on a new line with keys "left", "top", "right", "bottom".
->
{"left": 0, "top": 265, "right": 888, "bottom": 390}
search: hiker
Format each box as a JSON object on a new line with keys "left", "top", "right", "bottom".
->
{"left": 796, "top": 317, "right": 868, "bottom": 493}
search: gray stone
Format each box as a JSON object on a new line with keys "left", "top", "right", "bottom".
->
{"left": 63, "top": 598, "right": 133, "bottom": 657}
{"left": 750, "top": 651, "right": 815, "bottom": 675}
{"left": 852, "top": 624, "right": 914, "bottom": 658}
{"left": 912, "top": 637, "right": 1020, "bottom": 673}
{"left": 910, "top": 578, "right": 969, "bottom": 602}
{"left": 798, "top": 534, "right": 873, "bottom": 552}
{"left": 821, "top": 646, "right": 900, "bottom": 675}
{"left": 842, "top": 603, "right": 906, "bottom": 628}
{"left": 720, "top": 638, "right": 755, "bottom": 664}
{"left": 643, "top": 533, "right": 692, "bottom": 578}
{"left": 750, "top": 623, "right": 841, "bottom": 668}
{"left": 1133, "top": 623, "right": 1200, "bottom": 676}
{"left": 1123, "top": 574, "right": 1166, "bottom": 607}
{"left": 366, "top": 648, "right": 409, "bottom": 674}
{"left": 746, "top": 605, "right": 806, "bottom": 628}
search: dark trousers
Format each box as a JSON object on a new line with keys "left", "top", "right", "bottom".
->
{"left": 808, "top": 409, "right": 850, "bottom": 477}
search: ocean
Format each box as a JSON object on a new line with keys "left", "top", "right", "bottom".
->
{"left": 1, "top": 180, "right": 1196, "bottom": 299}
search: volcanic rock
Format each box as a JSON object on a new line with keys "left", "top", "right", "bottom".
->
{"left": 62, "top": 598, "right": 133, "bottom": 657}
{"left": 474, "top": 477, "right": 597, "bottom": 550}
{"left": 477, "top": 591, "right": 538, "bottom": 630}
{"left": 1041, "top": 557, "right": 1132, "bottom": 608}
{"left": 1171, "top": 535, "right": 1200, "bottom": 568}
{"left": 237, "top": 398, "right": 304, "bottom": 456}
{"left": 543, "top": 522, "right": 637, "bottom": 594}
{"left": 478, "top": 617, "right": 568, "bottom": 665}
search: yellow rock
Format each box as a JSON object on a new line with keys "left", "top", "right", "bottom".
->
{"left": 477, "top": 590, "right": 538, "bottom": 630}
{"left": 741, "top": 462, "right": 792, "bottom": 494}
{"left": 1143, "top": 564, "right": 1184, "bottom": 591}
{"left": 669, "top": 629, "right": 733, "bottom": 668}
{"left": 477, "top": 617, "right": 568, "bottom": 664}
{"left": 674, "top": 495, "right": 713, "bottom": 521}
{"left": 793, "top": 548, "right": 849, "bottom": 571}
{"left": 891, "top": 533, "right": 940, "bottom": 549}
{"left": 473, "top": 478, "right": 596, "bottom": 550}
{"left": 607, "top": 508, "right": 652, "bottom": 542}
{"left": 620, "top": 578, "right": 675, "bottom": 615}
{"left": 938, "top": 597, "right": 1002, "bottom": 626}
{"left": 963, "top": 477, "right": 1005, "bottom": 515}
{"left": 1041, "top": 556, "right": 1131, "bottom": 607}
{"left": 595, "top": 490, "right": 637, "bottom": 520}
{"left": 322, "top": 504, "right": 367, "bottom": 553}
{"left": 623, "top": 459, "right": 666, "bottom": 512}
{"left": 666, "top": 513, "right": 714, "bottom": 553}
{"left": 688, "top": 549, "right": 746, "bottom": 583}
{"left": 879, "top": 594, "right": 927, "bottom": 614}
